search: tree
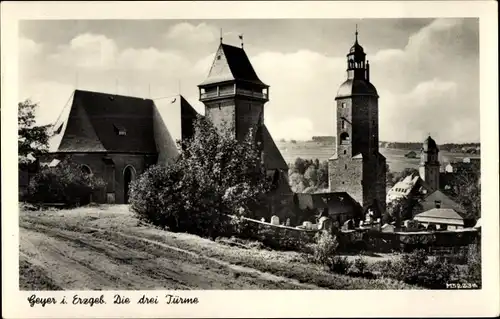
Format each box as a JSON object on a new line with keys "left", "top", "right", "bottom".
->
{"left": 27, "top": 158, "right": 106, "bottom": 206}
{"left": 387, "top": 196, "right": 423, "bottom": 227}
{"left": 129, "top": 116, "right": 272, "bottom": 238}
{"left": 18, "top": 99, "right": 51, "bottom": 165}
{"left": 450, "top": 167, "right": 481, "bottom": 219}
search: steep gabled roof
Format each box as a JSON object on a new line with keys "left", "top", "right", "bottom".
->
{"left": 153, "top": 95, "right": 199, "bottom": 165}
{"left": 262, "top": 125, "right": 288, "bottom": 170}
{"left": 199, "top": 43, "right": 267, "bottom": 87}
{"left": 50, "top": 90, "right": 157, "bottom": 153}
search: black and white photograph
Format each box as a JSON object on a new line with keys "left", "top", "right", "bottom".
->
{"left": 2, "top": 1, "right": 499, "bottom": 318}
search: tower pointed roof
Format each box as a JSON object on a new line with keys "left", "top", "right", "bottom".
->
{"left": 348, "top": 26, "right": 365, "bottom": 56}
{"left": 199, "top": 43, "right": 267, "bottom": 87}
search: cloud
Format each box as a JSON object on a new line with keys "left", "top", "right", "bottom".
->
{"left": 165, "top": 22, "right": 218, "bottom": 46}
{"left": 49, "top": 33, "right": 119, "bottom": 69}
{"left": 19, "top": 81, "right": 75, "bottom": 126}
{"left": 19, "top": 18, "right": 479, "bottom": 143}
{"left": 19, "top": 37, "right": 42, "bottom": 57}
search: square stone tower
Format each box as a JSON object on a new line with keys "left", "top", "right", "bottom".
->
{"left": 328, "top": 29, "right": 387, "bottom": 216}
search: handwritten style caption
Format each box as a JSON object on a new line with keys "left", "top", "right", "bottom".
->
{"left": 27, "top": 294, "right": 199, "bottom": 307}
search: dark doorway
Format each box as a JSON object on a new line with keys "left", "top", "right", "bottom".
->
{"left": 123, "top": 166, "right": 136, "bottom": 204}
{"left": 80, "top": 165, "right": 92, "bottom": 205}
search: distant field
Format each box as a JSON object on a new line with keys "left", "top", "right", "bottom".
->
{"left": 276, "top": 142, "right": 479, "bottom": 173}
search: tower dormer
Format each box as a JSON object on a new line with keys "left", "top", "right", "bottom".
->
{"left": 198, "top": 41, "right": 269, "bottom": 142}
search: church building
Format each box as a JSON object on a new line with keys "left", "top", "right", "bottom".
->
{"left": 42, "top": 37, "right": 291, "bottom": 207}
{"left": 328, "top": 30, "right": 387, "bottom": 215}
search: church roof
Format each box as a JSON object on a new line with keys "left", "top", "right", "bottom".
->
{"left": 336, "top": 79, "right": 378, "bottom": 99}
{"left": 262, "top": 125, "right": 288, "bottom": 170}
{"left": 50, "top": 90, "right": 157, "bottom": 153}
{"left": 199, "top": 43, "right": 267, "bottom": 87}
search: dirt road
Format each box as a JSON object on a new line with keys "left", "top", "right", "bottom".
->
{"left": 19, "top": 207, "right": 319, "bottom": 290}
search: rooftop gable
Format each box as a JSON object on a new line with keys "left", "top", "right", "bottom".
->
{"left": 199, "top": 43, "right": 267, "bottom": 87}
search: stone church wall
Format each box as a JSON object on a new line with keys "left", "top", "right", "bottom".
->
{"left": 328, "top": 157, "right": 363, "bottom": 205}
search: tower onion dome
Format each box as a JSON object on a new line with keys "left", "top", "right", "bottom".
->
{"left": 423, "top": 135, "right": 439, "bottom": 152}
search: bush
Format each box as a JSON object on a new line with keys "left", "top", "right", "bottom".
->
{"left": 129, "top": 116, "right": 271, "bottom": 239}
{"left": 378, "top": 249, "right": 458, "bottom": 289}
{"left": 354, "top": 257, "right": 368, "bottom": 274}
{"left": 129, "top": 163, "right": 185, "bottom": 230}
{"left": 312, "top": 232, "right": 339, "bottom": 264}
{"left": 27, "top": 159, "right": 105, "bottom": 206}
{"left": 327, "top": 256, "right": 352, "bottom": 274}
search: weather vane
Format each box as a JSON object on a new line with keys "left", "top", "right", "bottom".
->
{"left": 239, "top": 34, "right": 244, "bottom": 49}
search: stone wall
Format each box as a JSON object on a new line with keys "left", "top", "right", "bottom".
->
{"left": 205, "top": 99, "right": 236, "bottom": 137}
{"left": 235, "top": 99, "right": 264, "bottom": 141}
{"left": 328, "top": 157, "right": 363, "bottom": 205}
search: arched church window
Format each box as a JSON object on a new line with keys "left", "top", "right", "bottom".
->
{"left": 340, "top": 132, "right": 350, "bottom": 145}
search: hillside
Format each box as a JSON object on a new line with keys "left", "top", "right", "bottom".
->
{"left": 19, "top": 205, "right": 415, "bottom": 290}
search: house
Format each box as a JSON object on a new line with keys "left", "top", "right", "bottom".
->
{"left": 292, "top": 192, "right": 362, "bottom": 226}
{"left": 414, "top": 189, "right": 475, "bottom": 230}
{"left": 414, "top": 208, "right": 466, "bottom": 230}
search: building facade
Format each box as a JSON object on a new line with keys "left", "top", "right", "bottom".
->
{"left": 328, "top": 30, "right": 387, "bottom": 215}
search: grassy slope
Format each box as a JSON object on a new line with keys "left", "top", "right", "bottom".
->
{"left": 19, "top": 205, "right": 418, "bottom": 290}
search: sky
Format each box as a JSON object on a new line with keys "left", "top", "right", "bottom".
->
{"left": 18, "top": 18, "right": 479, "bottom": 143}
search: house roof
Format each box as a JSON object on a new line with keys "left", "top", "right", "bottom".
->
{"left": 50, "top": 90, "right": 157, "bottom": 153}
{"left": 421, "top": 189, "right": 466, "bottom": 215}
{"left": 414, "top": 208, "right": 465, "bottom": 226}
{"left": 199, "top": 43, "right": 267, "bottom": 87}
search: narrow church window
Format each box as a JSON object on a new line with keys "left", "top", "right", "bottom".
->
{"left": 341, "top": 120, "right": 346, "bottom": 129}
{"left": 343, "top": 150, "right": 346, "bottom": 155}
{"left": 345, "top": 164, "right": 347, "bottom": 169}
{"left": 341, "top": 102, "right": 346, "bottom": 108}
{"left": 218, "top": 103, "right": 221, "bottom": 110}
{"left": 217, "top": 55, "right": 221, "bottom": 60}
